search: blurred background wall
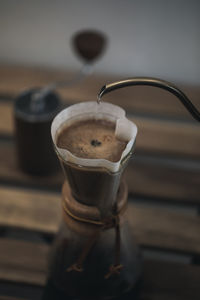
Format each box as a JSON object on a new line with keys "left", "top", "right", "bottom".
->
{"left": 0, "top": 0, "right": 199, "bottom": 85}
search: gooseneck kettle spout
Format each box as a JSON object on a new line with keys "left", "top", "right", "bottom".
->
{"left": 98, "top": 77, "right": 200, "bottom": 122}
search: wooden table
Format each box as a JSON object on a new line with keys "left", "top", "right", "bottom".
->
{"left": 0, "top": 66, "right": 199, "bottom": 300}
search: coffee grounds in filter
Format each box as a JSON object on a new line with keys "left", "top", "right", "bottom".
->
{"left": 57, "top": 119, "right": 127, "bottom": 163}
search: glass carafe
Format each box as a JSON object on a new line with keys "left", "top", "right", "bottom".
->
{"left": 47, "top": 101, "right": 142, "bottom": 299}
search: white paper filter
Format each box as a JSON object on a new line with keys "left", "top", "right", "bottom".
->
{"left": 51, "top": 101, "right": 137, "bottom": 172}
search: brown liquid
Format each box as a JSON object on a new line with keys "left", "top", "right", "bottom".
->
{"left": 57, "top": 119, "right": 127, "bottom": 162}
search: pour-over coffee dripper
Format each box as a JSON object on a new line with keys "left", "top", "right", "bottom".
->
{"left": 51, "top": 101, "right": 137, "bottom": 218}
{"left": 48, "top": 101, "right": 142, "bottom": 299}
{"left": 46, "top": 77, "right": 199, "bottom": 300}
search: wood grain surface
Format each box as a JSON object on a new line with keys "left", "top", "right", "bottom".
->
{"left": 0, "top": 101, "right": 200, "bottom": 158}
{"left": 0, "top": 65, "right": 200, "bottom": 120}
{"left": 0, "top": 186, "right": 199, "bottom": 254}
{"left": 0, "top": 65, "right": 199, "bottom": 300}
{"left": 0, "top": 141, "right": 199, "bottom": 204}
{"left": 0, "top": 238, "right": 199, "bottom": 300}
{"left": 142, "top": 260, "right": 200, "bottom": 300}
{"left": 0, "top": 297, "right": 26, "bottom": 300}
{"left": 0, "top": 239, "right": 48, "bottom": 286}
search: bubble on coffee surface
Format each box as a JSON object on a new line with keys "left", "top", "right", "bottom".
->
{"left": 91, "top": 139, "right": 102, "bottom": 147}
{"left": 56, "top": 119, "right": 127, "bottom": 162}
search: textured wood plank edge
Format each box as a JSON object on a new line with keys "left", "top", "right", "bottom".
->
{"left": 0, "top": 239, "right": 48, "bottom": 286}
{"left": 1, "top": 101, "right": 200, "bottom": 158}
{"left": 0, "top": 140, "right": 63, "bottom": 190}
{"left": 0, "top": 238, "right": 199, "bottom": 300}
{"left": 0, "top": 297, "right": 26, "bottom": 300}
{"left": 0, "top": 186, "right": 200, "bottom": 254}
{"left": 0, "top": 141, "right": 199, "bottom": 204}
{"left": 0, "top": 65, "right": 200, "bottom": 119}
{"left": 125, "top": 158, "right": 200, "bottom": 203}
{"left": 130, "top": 115, "right": 200, "bottom": 158}
{"left": 0, "top": 186, "right": 61, "bottom": 234}
{"left": 142, "top": 260, "right": 200, "bottom": 300}
{"left": 0, "top": 103, "right": 13, "bottom": 133}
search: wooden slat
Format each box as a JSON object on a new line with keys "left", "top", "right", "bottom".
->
{"left": 0, "top": 142, "right": 63, "bottom": 190}
{"left": 142, "top": 260, "right": 200, "bottom": 300}
{"left": 125, "top": 157, "right": 200, "bottom": 204}
{"left": 0, "top": 238, "right": 199, "bottom": 300}
{"left": 131, "top": 116, "right": 200, "bottom": 158}
{"left": 0, "top": 101, "right": 200, "bottom": 158}
{"left": 0, "top": 297, "right": 25, "bottom": 300}
{"left": 0, "top": 103, "right": 13, "bottom": 134}
{"left": 0, "top": 65, "right": 200, "bottom": 119}
{"left": 129, "top": 205, "right": 200, "bottom": 253}
{"left": 0, "top": 186, "right": 60, "bottom": 234}
{"left": 0, "top": 186, "right": 200, "bottom": 255}
{"left": 0, "top": 239, "right": 48, "bottom": 286}
{"left": 0, "top": 142, "right": 199, "bottom": 204}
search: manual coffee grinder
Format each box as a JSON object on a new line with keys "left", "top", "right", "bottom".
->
{"left": 45, "top": 77, "right": 200, "bottom": 300}
{"left": 14, "top": 30, "right": 107, "bottom": 176}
